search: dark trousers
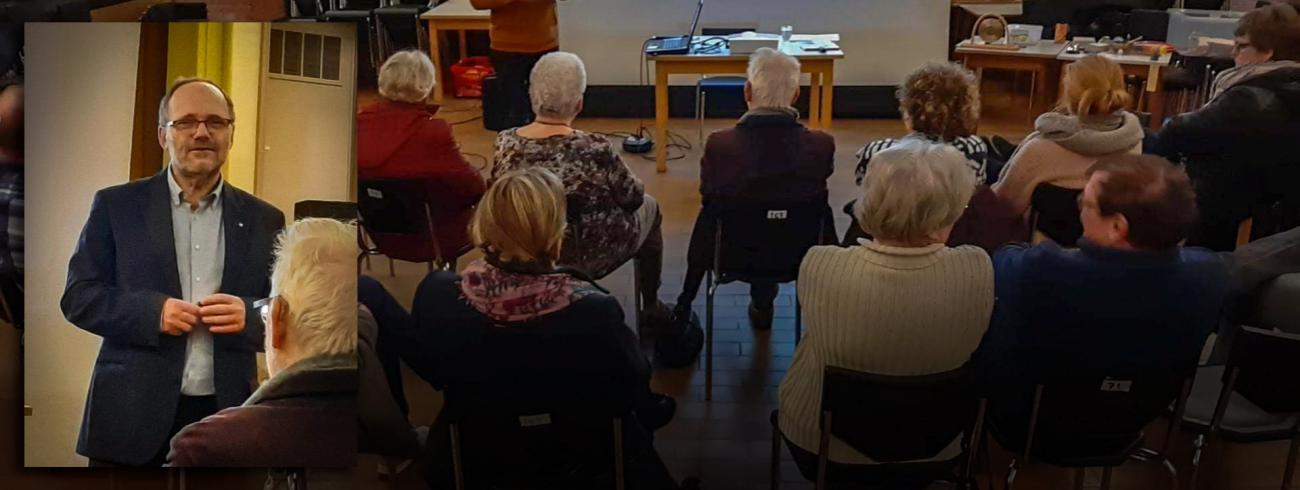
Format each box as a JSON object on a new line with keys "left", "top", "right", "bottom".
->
{"left": 89, "top": 395, "right": 217, "bottom": 467}
{"left": 489, "top": 49, "right": 554, "bottom": 128}
{"left": 633, "top": 204, "right": 666, "bottom": 310}
{"left": 359, "top": 275, "right": 418, "bottom": 415}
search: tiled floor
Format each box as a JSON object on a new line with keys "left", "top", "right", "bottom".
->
{"left": 361, "top": 77, "right": 1300, "bottom": 490}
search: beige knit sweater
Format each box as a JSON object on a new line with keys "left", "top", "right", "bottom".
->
{"left": 777, "top": 240, "right": 994, "bottom": 464}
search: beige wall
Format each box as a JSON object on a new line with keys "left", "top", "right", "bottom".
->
{"left": 24, "top": 23, "right": 142, "bottom": 467}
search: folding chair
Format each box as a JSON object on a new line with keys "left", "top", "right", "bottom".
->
{"left": 1185, "top": 325, "right": 1300, "bottom": 490}
{"left": 358, "top": 178, "right": 465, "bottom": 275}
{"left": 770, "top": 365, "right": 986, "bottom": 490}
{"left": 703, "top": 199, "right": 829, "bottom": 400}
{"left": 1028, "top": 184, "right": 1083, "bottom": 247}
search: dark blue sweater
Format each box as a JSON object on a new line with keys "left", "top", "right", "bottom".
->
{"left": 975, "top": 239, "right": 1229, "bottom": 392}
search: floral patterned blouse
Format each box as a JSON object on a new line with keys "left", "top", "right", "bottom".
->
{"left": 491, "top": 128, "right": 645, "bottom": 278}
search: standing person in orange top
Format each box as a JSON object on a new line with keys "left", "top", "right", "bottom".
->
{"left": 358, "top": 50, "right": 485, "bottom": 260}
{"left": 471, "top": 0, "right": 559, "bottom": 128}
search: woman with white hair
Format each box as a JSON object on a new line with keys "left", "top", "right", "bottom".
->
{"left": 777, "top": 139, "right": 994, "bottom": 485}
{"left": 490, "top": 51, "right": 673, "bottom": 327}
{"left": 358, "top": 49, "right": 483, "bottom": 261}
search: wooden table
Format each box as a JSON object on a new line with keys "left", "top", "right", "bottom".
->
{"left": 421, "top": 0, "right": 490, "bottom": 105}
{"left": 956, "top": 40, "right": 1068, "bottom": 123}
{"left": 650, "top": 47, "right": 844, "bottom": 173}
{"left": 1057, "top": 50, "right": 1173, "bottom": 129}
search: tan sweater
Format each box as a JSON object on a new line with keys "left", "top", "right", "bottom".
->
{"left": 777, "top": 240, "right": 994, "bottom": 464}
{"left": 471, "top": 0, "right": 559, "bottom": 53}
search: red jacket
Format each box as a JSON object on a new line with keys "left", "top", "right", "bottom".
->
{"left": 358, "top": 100, "right": 485, "bottom": 260}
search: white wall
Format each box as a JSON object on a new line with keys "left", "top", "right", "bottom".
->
{"left": 558, "top": 0, "right": 951, "bottom": 86}
{"left": 24, "top": 23, "right": 142, "bottom": 467}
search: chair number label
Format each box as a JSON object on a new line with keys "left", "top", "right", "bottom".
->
{"left": 366, "top": 188, "right": 383, "bottom": 199}
{"left": 767, "top": 210, "right": 788, "bottom": 219}
{"left": 1100, "top": 379, "right": 1132, "bottom": 392}
{"left": 518, "top": 413, "right": 552, "bottom": 427}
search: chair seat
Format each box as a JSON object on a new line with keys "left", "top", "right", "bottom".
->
{"left": 1182, "top": 365, "right": 1300, "bottom": 443}
{"left": 374, "top": 5, "right": 429, "bottom": 15}
{"left": 323, "top": 10, "right": 372, "bottom": 20}
{"left": 698, "top": 76, "right": 745, "bottom": 91}
{"left": 1258, "top": 274, "right": 1300, "bottom": 334}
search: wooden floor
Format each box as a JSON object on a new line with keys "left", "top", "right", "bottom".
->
{"left": 360, "top": 79, "right": 1299, "bottom": 490}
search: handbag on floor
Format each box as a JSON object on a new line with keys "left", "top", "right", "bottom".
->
{"left": 653, "top": 310, "right": 703, "bottom": 369}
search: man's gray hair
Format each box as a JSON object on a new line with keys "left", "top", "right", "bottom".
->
{"left": 529, "top": 51, "right": 587, "bottom": 120}
{"left": 746, "top": 47, "right": 800, "bottom": 109}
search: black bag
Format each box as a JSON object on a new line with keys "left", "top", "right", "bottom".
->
{"left": 481, "top": 74, "right": 514, "bottom": 131}
{"left": 654, "top": 310, "right": 703, "bottom": 369}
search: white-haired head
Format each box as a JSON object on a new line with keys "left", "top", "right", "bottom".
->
{"left": 855, "top": 138, "right": 977, "bottom": 246}
{"left": 266, "top": 218, "right": 359, "bottom": 377}
{"left": 745, "top": 47, "right": 801, "bottom": 110}
{"left": 529, "top": 51, "right": 587, "bottom": 121}
{"left": 378, "top": 50, "right": 437, "bottom": 104}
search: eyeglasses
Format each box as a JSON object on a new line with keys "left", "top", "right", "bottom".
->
{"left": 254, "top": 296, "right": 278, "bottom": 325}
{"left": 165, "top": 117, "right": 234, "bottom": 133}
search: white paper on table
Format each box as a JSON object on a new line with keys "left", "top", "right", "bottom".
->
{"left": 789, "top": 34, "right": 840, "bottom": 42}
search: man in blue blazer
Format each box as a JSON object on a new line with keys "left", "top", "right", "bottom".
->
{"left": 61, "top": 77, "right": 284, "bottom": 466}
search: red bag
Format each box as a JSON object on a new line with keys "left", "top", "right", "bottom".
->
{"left": 450, "top": 56, "right": 494, "bottom": 99}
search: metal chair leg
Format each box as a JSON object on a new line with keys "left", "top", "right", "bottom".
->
{"left": 696, "top": 84, "right": 704, "bottom": 145}
{"left": 794, "top": 295, "right": 802, "bottom": 344}
{"left": 1073, "top": 468, "right": 1086, "bottom": 490}
{"left": 771, "top": 415, "right": 782, "bottom": 490}
{"left": 1190, "top": 433, "right": 1206, "bottom": 490}
{"left": 705, "top": 270, "right": 715, "bottom": 401}
{"left": 1100, "top": 466, "right": 1113, "bottom": 490}
{"left": 633, "top": 258, "right": 643, "bottom": 339}
{"left": 1283, "top": 429, "right": 1299, "bottom": 490}
{"left": 389, "top": 257, "right": 395, "bottom": 277}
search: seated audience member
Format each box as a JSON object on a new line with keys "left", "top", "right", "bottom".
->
{"left": 168, "top": 218, "right": 358, "bottom": 467}
{"left": 975, "top": 155, "right": 1229, "bottom": 441}
{"left": 489, "top": 51, "right": 672, "bottom": 326}
{"left": 673, "top": 47, "right": 834, "bottom": 330}
{"left": 357, "top": 50, "right": 484, "bottom": 261}
{"left": 1156, "top": 4, "right": 1300, "bottom": 251}
{"left": 994, "top": 55, "right": 1144, "bottom": 218}
{"left": 778, "top": 139, "right": 994, "bottom": 485}
{"left": 413, "top": 168, "right": 687, "bottom": 490}
{"left": 844, "top": 62, "right": 1023, "bottom": 252}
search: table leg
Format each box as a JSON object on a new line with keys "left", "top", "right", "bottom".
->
{"left": 808, "top": 70, "right": 822, "bottom": 130}
{"left": 1028, "top": 69, "right": 1039, "bottom": 125}
{"left": 655, "top": 66, "right": 670, "bottom": 173}
{"left": 820, "top": 64, "right": 834, "bottom": 129}
{"left": 1146, "top": 65, "right": 1166, "bottom": 129}
{"left": 458, "top": 30, "right": 468, "bottom": 62}
{"left": 428, "top": 22, "right": 444, "bottom": 105}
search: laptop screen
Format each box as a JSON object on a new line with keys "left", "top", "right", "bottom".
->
{"left": 685, "top": 0, "right": 704, "bottom": 47}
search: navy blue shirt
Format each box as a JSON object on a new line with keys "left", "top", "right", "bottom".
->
{"left": 975, "top": 239, "right": 1229, "bottom": 394}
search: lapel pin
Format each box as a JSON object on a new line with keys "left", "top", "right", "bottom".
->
{"left": 238, "top": 222, "right": 245, "bottom": 228}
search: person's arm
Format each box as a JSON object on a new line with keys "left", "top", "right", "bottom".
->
{"left": 1156, "top": 86, "right": 1270, "bottom": 159}
{"left": 990, "top": 139, "right": 1040, "bottom": 218}
{"left": 603, "top": 141, "right": 645, "bottom": 211}
{"left": 60, "top": 190, "right": 171, "bottom": 348}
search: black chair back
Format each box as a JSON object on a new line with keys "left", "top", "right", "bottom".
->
{"left": 820, "top": 365, "right": 981, "bottom": 463}
{"left": 441, "top": 323, "right": 635, "bottom": 489}
{"left": 294, "top": 200, "right": 357, "bottom": 221}
{"left": 357, "top": 178, "right": 442, "bottom": 262}
{"left": 1029, "top": 184, "right": 1082, "bottom": 247}
{"left": 711, "top": 199, "right": 829, "bottom": 284}
{"left": 288, "top": 0, "right": 322, "bottom": 17}
{"left": 1015, "top": 363, "right": 1194, "bottom": 464}
{"left": 1226, "top": 326, "right": 1300, "bottom": 414}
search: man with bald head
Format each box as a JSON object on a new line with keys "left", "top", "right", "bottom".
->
{"left": 61, "top": 77, "right": 285, "bottom": 466}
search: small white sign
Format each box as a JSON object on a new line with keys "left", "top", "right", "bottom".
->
{"left": 519, "top": 413, "right": 552, "bottom": 427}
{"left": 767, "top": 210, "right": 788, "bottom": 219}
{"left": 366, "top": 188, "right": 384, "bottom": 199}
{"left": 1100, "top": 379, "right": 1132, "bottom": 392}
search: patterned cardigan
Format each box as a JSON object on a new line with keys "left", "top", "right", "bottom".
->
{"left": 490, "top": 129, "right": 645, "bottom": 278}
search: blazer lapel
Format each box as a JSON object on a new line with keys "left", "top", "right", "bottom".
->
{"left": 147, "top": 170, "right": 184, "bottom": 299}
{"left": 219, "top": 185, "right": 252, "bottom": 294}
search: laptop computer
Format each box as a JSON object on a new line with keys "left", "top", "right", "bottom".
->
{"left": 645, "top": 0, "right": 704, "bottom": 55}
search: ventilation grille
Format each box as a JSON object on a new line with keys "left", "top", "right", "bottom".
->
{"left": 268, "top": 28, "right": 343, "bottom": 84}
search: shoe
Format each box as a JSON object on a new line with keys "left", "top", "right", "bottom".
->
{"left": 748, "top": 302, "right": 774, "bottom": 330}
{"left": 638, "top": 300, "right": 675, "bottom": 335}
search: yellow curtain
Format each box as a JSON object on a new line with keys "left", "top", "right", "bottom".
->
{"left": 165, "top": 23, "right": 263, "bottom": 191}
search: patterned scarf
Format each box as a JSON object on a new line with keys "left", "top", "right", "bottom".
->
{"left": 458, "top": 258, "right": 598, "bottom": 323}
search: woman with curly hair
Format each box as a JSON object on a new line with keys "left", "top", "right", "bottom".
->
{"left": 844, "top": 62, "right": 1023, "bottom": 252}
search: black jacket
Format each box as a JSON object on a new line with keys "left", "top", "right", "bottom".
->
{"left": 1156, "top": 67, "right": 1300, "bottom": 251}
{"left": 61, "top": 169, "right": 284, "bottom": 465}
